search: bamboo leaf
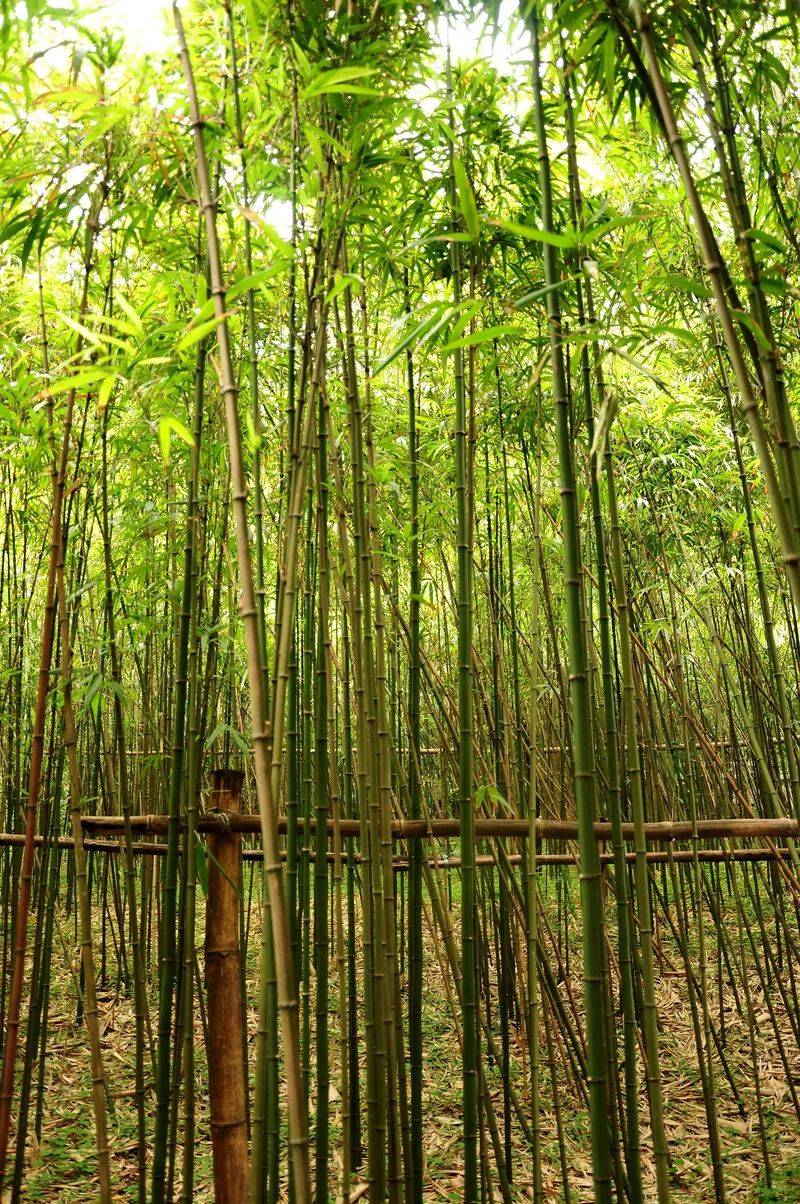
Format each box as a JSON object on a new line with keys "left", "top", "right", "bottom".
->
{"left": 176, "top": 314, "right": 225, "bottom": 352}
{"left": 602, "top": 29, "right": 615, "bottom": 103}
{"left": 157, "top": 415, "right": 194, "bottom": 464}
{"left": 442, "top": 324, "right": 521, "bottom": 353}
{"left": 115, "top": 294, "right": 145, "bottom": 333}
{"left": 226, "top": 269, "right": 281, "bottom": 303}
{"left": 453, "top": 157, "right": 480, "bottom": 241}
{"left": 40, "top": 367, "right": 109, "bottom": 397}
{"left": 373, "top": 308, "right": 448, "bottom": 376}
{"left": 651, "top": 272, "right": 711, "bottom": 300}
{"left": 513, "top": 276, "right": 580, "bottom": 309}
{"left": 747, "top": 227, "right": 786, "bottom": 255}
{"left": 195, "top": 843, "right": 209, "bottom": 896}
{"left": 731, "top": 307, "right": 771, "bottom": 350}
{"left": 490, "top": 217, "right": 577, "bottom": 249}
{"left": 301, "top": 66, "right": 378, "bottom": 99}
{"left": 607, "top": 347, "right": 674, "bottom": 395}
{"left": 97, "top": 374, "right": 117, "bottom": 411}
{"left": 590, "top": 389, "right": 621, "bottom": 476}
{"left": 324, "top": 272, "right": 362, "bottom": 305}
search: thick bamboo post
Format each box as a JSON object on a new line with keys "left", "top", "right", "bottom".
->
{"left": 205, "top": 768, "right": 248, "bottom": 1203}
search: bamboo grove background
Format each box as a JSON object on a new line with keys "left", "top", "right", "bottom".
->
{"left": 1, "top": 0, "right": 800, "bottom": 1199}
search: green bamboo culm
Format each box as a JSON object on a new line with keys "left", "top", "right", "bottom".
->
{"left": 562, "top": 90, "right": 644, "bottom": 1195}
{"left": 179, "top": 264, "right": 207, "bottom": 1203}
{"left": 314, "top": 381, "right": 331, "bottom": 1202}
{"left": 446, "top": 49, "right": 478, "bottom": 1204}
{"left": 526, "top": 437, "right": 543, "bottom": 1204}
{"left": 605, "top": 438, "right": 672, "bottom": 1201}
{"left": 224, "top": 4, "right": 280, "bottom": 1195}
{"left": 151, "top": 267, "right": 198, "bottom": 1204}
{"left": 405, "top": 270, "right": 424, "bottom": 1204}
{"left": 523, "top": 5, "right": 612, "bottom": 1199}
{"left": 172, "top": 7, "right": 311, "bottom": 1201}
{"left": 558, "top": 40, "right": 644, "bottom": 1191}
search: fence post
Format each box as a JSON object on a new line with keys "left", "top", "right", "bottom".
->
{"left": 205, "top": 768, "right": 248, "bottom": 1202}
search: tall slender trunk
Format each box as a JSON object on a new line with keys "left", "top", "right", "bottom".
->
{"left": 405, "top": 273, "right": 424, "bottom": 1204}
{"left": 526, "top": 8, "right": 612, "bottom": 1198}
{"left": 446, "top": 56, "right": 478, "bottom": 1203}
{"left": 173, "top": 8, "right": 311, "bottom": 1201}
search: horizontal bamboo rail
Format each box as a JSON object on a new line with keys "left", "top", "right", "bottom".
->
{"left": 0, "top": 831, "right": 791, "bottom": 868}
{"left": 77, "top": 813, "right": 799, "bottom": 842}
{"left": 0, "top": 832, "right": 174, "bottom": 856}
{"left": 401, "top": 847, "right": 796, "bottom": 868}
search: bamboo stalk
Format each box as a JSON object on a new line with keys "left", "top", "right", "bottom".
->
{"left": 172, "top": 7, "right": 310, "bottom": 1200}
{"left": 205, "top": 769, "right": 249, "bottom": 1202}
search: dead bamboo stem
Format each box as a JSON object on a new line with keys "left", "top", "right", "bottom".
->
{"left": 204, "top": 769, "right": 248, "bottom": 1203}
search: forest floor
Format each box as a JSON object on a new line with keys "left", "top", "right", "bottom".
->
{"left": 6, "top": 865, "right": 800, "bottom": 1201}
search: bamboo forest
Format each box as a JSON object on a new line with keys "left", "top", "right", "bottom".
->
{"left": 8, "top": 0, "right": 800, "bottom": 1199}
